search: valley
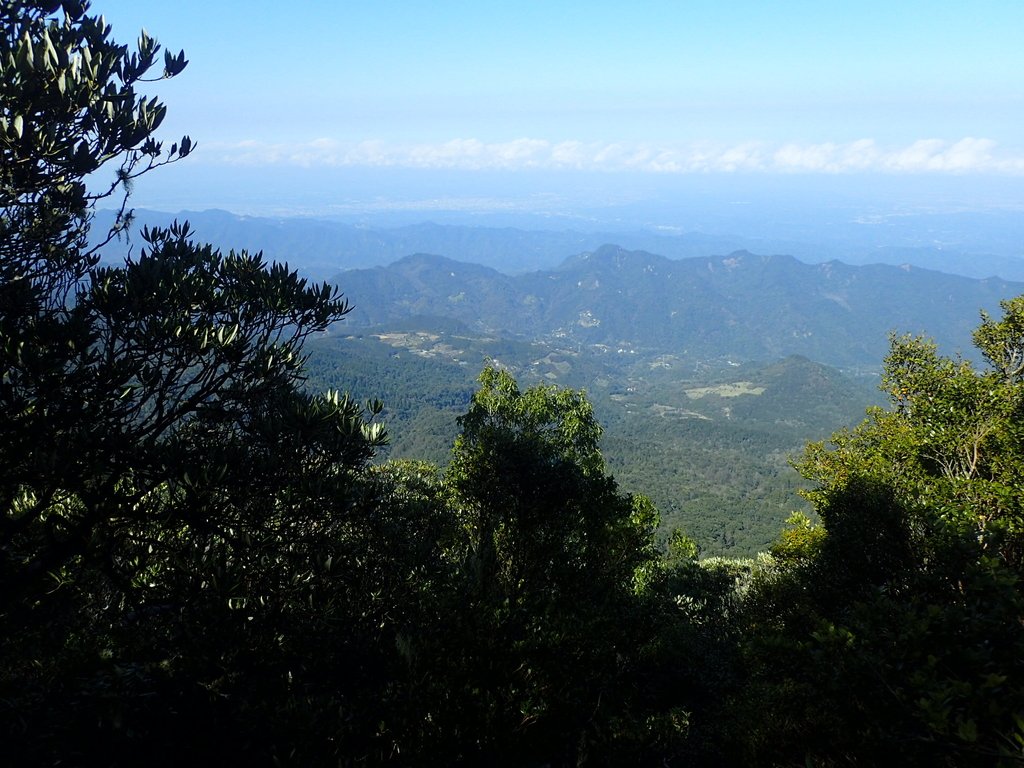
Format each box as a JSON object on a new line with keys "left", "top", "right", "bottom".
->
{"left": 294, "top": 237, "right": 1022, "bottom": 555}
{"left": 307, "top": 319, "right": 881, "bottom": 555}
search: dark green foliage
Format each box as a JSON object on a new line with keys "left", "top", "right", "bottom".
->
{"left": 413, "top": 367, "right": 664, "bottom": 764}
{"left": 0, "top": 4, "right": 392, "bottom": 763}
{"left": 721, "top": 302, "right": 1024, "bottom": 766}
{"left": 728, "top": 481, "right": 1024, "bottom": 767}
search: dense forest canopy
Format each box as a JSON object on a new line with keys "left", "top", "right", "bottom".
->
{"left": 2, "top": 2, "right": 1022, "bottom": 766}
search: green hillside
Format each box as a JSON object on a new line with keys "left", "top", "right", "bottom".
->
{"left": 306, "top": 325, "right": 880, "bottom": 554}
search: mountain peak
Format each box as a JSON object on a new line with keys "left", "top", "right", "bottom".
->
{"left": 561, "top": 244, "right": 668, "bottom": 272}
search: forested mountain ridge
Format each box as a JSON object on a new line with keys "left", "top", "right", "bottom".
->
{"left": 333, "top": 245, "right": 1024, "bottom": 368}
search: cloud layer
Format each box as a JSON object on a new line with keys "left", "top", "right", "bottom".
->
{"left": 204, "top": 137, "right": 1024, "bottom": 175}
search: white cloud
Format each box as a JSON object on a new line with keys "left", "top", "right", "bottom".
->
{"left": 200, "top": 137, "right": 1024, "bottom": 175}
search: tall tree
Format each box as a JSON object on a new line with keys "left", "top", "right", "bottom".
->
{"left": 726, "top": 300, "right": 1024, "bottom": 767}
{"left": 0, "top": 4, "right": 388, "bottom": 762}
{"left": 425, "top": 366, "right": 661, "bottom": 764}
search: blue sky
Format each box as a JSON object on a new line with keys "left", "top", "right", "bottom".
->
{"left": 92, "top": 0, "right": 1024, "bottom": 215}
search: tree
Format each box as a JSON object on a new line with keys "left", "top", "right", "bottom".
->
{"left": 798, "top": 312, "right": 1024, "bottom": 569}
{"left": 447, "top": 367, "right": 655, "bottom": 617}
{"left": 422, "top": 366, "right": 662, "bottom": 764}
{"left": 725, "top": 301, "right": 1024, "bottom": 767}
{"left": 974, "top": 295, "right": 1024, "bottom": 382}
{"left": 1, "top": 0, "right": 189, "bottom": 334}
{"left": 1, "top": 0, "right": 196, "bottom": 596}
{"left": 0, "top": 4, "right": 390, "bottom": 762}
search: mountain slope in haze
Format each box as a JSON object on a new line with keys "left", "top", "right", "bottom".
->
{"left": 94, "top": 209, "right": 1024, "bottom": 282}
{"left": 332, "top": 245, "right": 1024, "bottom": 369}
{"left": 94, "top": 209, "right": 751, "bottom": 278}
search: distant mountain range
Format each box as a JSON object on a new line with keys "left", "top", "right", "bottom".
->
{"left": 94, "top": 208, "right": 1024, "bottom": 282}
{"left": 91, "top": 209, "right": 1024, "bottom": 368}
{"left": 332, "top": 245, "right": 1024, "bottom": 369}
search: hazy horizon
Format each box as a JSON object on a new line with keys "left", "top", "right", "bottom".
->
{"left": 86, "top": 0, "right": 1024, "bottom": 257}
